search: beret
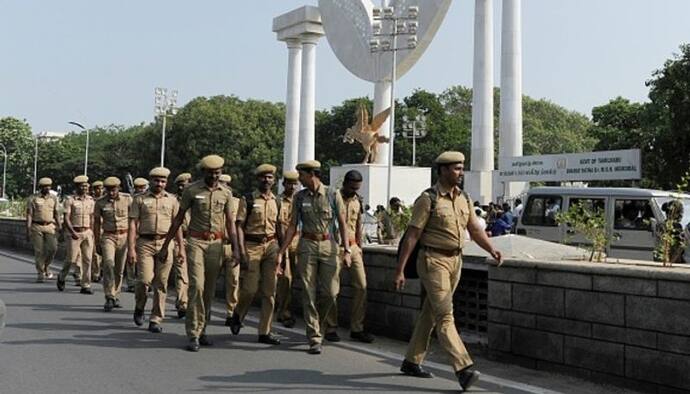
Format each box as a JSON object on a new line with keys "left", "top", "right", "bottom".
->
{"left": 149, "top": 167, "right": 171, "bottom": 178}
{"left": 73, "top": 175, "right": 89, "bottom": 184}
{"left": 435, "top": 151, "right": 465, "bottom": 164}
{"left": 104, "top": 177, "right": 121, "bottom": 188}
{"left": 296, "top": 160, "right": 321, "bottom": 171}
{"left": 255, "top": 164, "right": 277, "bottom": 175}
{"left": 91, "top": 181, "right": 103, "bottom": 188}
{"left": 219, "top": 174, "right": 232, "bottom": 183}
{"left": 38, "top": 177, "right": 52, "bottom": 187}
{"left": 283, "top": 171, "right": 299, "bottom": 181}
{"left": 200, "top": 154, "right": 224, "bottom": 170}
{"left": 133, "top": 177, "right": 149, "bottom": 187}
{"left": 174, "top": 173, "right": 192, "bottom": 184}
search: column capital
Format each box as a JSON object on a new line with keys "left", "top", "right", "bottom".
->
{"left": 300, "top": 32, "right": 323, "bottom": 46}
{"left": 285, "top": 37, "right": 302, "bottom": 49}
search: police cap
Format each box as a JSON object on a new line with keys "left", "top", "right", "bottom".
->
{"left": 296, "top": 160, "right": 321, "bottom": 172}
{"left": 133, "top": 177, "right": 149, "bottom": 187}
{"left": 434, "top": 151, "right": 466, "bottom": 165}
{"left": 283, "top": 171, "right": 299, "bottom": 181}
{"left": 255, "top": 164, "right": 277, "bottom": 175}
{"left": 73, "top": 175, "right": 89, "bottom": 184}
{"left": 200, "top": 155, "right": 224, "bottom": 170}
{"left": 174, "top": 173, "right": 192, "bottom": 184}
{"left": 149, "top": 167, "right": 171, "bottom": 178}
{"left": 38, "top": 177, "right": 52, "bottom": 187}
{"left": 103, "top": 177, "right": 121, "bottom": 188}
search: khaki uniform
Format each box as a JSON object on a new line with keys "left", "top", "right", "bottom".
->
{"left": 173, "top": 201, "right": 190, "bottom": 311}
{"left": 130, "top": 191, "right": 179, "bottom": 323}
{"left": 325, "top": 192, "right": 367, "bottom": 333}
{"left": 276, "top": 193, "right": 299, "bottom": 321}
{"left": 234, "top": 191, "right": 280, "bottom": 335}
{"left": 27, "top": 193, "right": 59, "bottom": 278}
{"left": 291, "top": 183, "right": 344, "bottom": 345}
{"left": 95, "top": 193, "right": 132, "bottom": 300}
{"left": 224, "top": 196, "right": 240, "bottom": 317}
{"left": 404, "top": 183, "right": 475, "bottom": 372}
{"left": 180, "top": 180, "right": 235, "bottom": 339}
{"left": 60, "top": 195, "right": 95, "bottom": 289}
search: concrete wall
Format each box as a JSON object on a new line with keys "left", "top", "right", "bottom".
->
{"left": 488, "top": 259, "right": 690, "bottom": 393}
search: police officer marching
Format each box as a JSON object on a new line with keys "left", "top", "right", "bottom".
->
{"left": 172, "top": 172, "right": 192, "bottom": 318}
{"left": 156, "top": 155, "right": 240, "bottom": 352}
{"left": 275, "top": 171, "right": 300, "bottom": 328}
{"left": 323, "top": 170, "right": 374, "bottom": 344}
{"left": 217, "top": 174, "right": 241, "bottom": 328}
{"left": 275, "top": 160, "right": 351, "bottom": 355}
{"left": 58, "top": 175, "right": 95, "bottom": 294}
{"left": 393, "top": 151, "right": 503, "bottom": 392}
{"left": 90, "top": 180, "right": 104, "bottom": 283}
{"left": 94, "top": 177, "right": 132, "bottom": 311}
{"left": 26, "top": 177, "right": 60, "bottom": 283}
{"left": 128, "top": 167, "right": 184, "bottom": 332}
{"left": 229, "top": 164, "right": 281, "bottom": 345}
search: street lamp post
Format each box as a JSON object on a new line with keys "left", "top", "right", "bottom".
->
{"left": 401, "top": 114, "right": 428, "bottom": 166}
{"left": 369, "top": 5, "right": 419, "bottom": 202}
{"left": 0, "top": 143, "right": 7, "bottom": 199}
{"left": 154, "top": 88, "right": 179, "bottom": 167}
{"left": 68, "top": 121, "right": 87, "bottom": 176}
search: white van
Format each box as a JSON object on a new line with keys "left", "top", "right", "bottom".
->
{"left": 515, "top": 187, "right": 690, "bottom": 261}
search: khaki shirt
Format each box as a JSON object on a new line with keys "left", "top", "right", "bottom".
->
{"left": 409, "top": 183, "right": 475, "bottom": 251}
{"left": 64, "top": 194, "right": 95, "bottom": 228}
{"left": 237, "top": 191, "right": 278, "bottom": 236}
{"left": 28, "top": 193, "right": 59, "bottom": 224}
{"left": 291, "top": 183, "right": 344, "bottom": 236}
{"left": 130, "top": 191, "right": 179, "bottom": 235}
{"left": 342, "top": 191, "right": 362, "bottom": 240}
{"left": 279, "top": 193, "right": 299, "bottom": 250}
{"left": 95, "top": 193, "right": 132, "bottom": 232}
{"left": 180, "top": 180, "right": 234, "bottom": 233}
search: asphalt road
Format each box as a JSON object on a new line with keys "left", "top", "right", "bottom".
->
{"left": 0, "top": 250, "right": 636, "bottom": 394}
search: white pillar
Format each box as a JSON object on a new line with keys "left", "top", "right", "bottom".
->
{"left": 499, "top": 0, "right": 523, "bottom": 161}
{"left": 298, "top": 34, "right": 320, "bottom": 163}
{"left": 283, "top": 38, "right": 302, "bottom": 172}
{"left": 373, "top": 80, "right": 392, "bottom": 165}
{"left": 471, "top": 0, "right": 494, "bottom": 173}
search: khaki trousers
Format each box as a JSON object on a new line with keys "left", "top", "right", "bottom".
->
{"left": 325, "top": 244, "right": 367, "bottom": 333}
{"left": 60, "top": 229, "right": 93, "bottom": 289}
{"left": 404, "top": 249, "right": 473, "bottom": 372}
{"left": 31, "top": 224, "right": 57, "bottom": 276}
{"left": 235, "top": 240, "right": 279, "bottom": 335}
{"left": 275, "top": 246, "right": 297, "bottom": 321}
{"left": 223, "top": 244, "right": 240, "bottom": 317}
{"left": 185, "top": 236, "right": 223, "bottom": 338}
{"left": 135, "top": 238, "right": 174, "bottom": 323}
{"left": 173, "top": 240, "right": 189, "bottom": 310}
{"left": 297, "top": 239, "right": 341, "bottom": 345}
{"left": 124, "top": 261, "right": 136, "bottom": 287}
{"left": 102, "top": 233, "right": 128, "bottom": 299}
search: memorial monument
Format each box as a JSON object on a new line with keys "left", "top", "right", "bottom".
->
{"left": 342, "top": 104, "right": 390, "bottom": 164}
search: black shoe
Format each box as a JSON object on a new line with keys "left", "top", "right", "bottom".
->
{"left": 282, "top": 317, "right": 296, "bottom": 328}
{"left": 57, "top": 274, "right": 65, "bottom": 291}
{"left": 456, "top": 368, "right": 480, "bottom": 391}
{"left": 307, "top": 342, "right": 322, "bottom": 355}
{"left": 258, "top": 334, "right": 281, "bottom": 345}
{"left": 133, "top": 309, "right": 144, "bottom": 326}
{"left": 148, "top": 322, "right": 163, "bottom": 333}
{"left": 325, "top": 332, "right": 341, "bottom": 342}
{"left": 177, "top": 308, "right": 186, "bottom": 319}
{"left": 350, "top": 331, "right": 375, "bottom": 343}
{"left": 224, "top": 316, "right": 233, "bottom": 327}
{"left": 126, "top": 285, "right": 135, "bottom": 293}
{"left": 104, "top": 298, "right": 115, "bottom": 312}
{"left": 113, "top": 298, "right": 122, "bottom": 308}
{"left": 229, "top": 313, "right": 241, "bottom": 335}
{"left": 199, "top": 335, "right": 213, "bottom": 346}
{"left": 80, "top": 287, "right": 93, "bottom": 295}
{"left": 187, "top": 337, "right": 200, "bottom": 352}
{"left": 400, "top": 360, "right": 434, "bottom": 378}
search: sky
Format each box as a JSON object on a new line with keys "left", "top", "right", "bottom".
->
{"left": 1, "top": 0, "right": 689, "bottom": 134}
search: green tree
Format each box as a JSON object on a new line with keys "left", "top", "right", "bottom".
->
{"left": 0, "top": 117, "right": 34, "bottom": 197}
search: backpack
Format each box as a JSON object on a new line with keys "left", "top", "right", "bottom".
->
{"left": 398, "top": 187, "right": 470, "bottom": 279}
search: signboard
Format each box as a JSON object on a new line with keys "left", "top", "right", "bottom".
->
{"left": 497, "top": 149, "right": 641, "bottom": 182}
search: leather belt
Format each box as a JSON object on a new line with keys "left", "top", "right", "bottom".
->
{"left": 245, "top": 234, "right": 276, "bottom": 244}
{"left": 348, "top": 237, "right": 358, "bottom": 247}
{"left": 189, "top": 230, "right": 224, "bottom": 241}
{"left": 104, "top": 229, "right": 128, "bottom": 235}
{"left": 302, "top": 232, "right": 330, "bottom": 241}
{"left": 424, "top": 246, "right": 462, "bottom": 257}
{"left": 140, "top": 233, "right": 166, "bottom": 240}
{"left": 33, "top": 221, "right": 54, "bottom": 225}
{"left": 73, "top": 227, "right": 90, "bottom": 232}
